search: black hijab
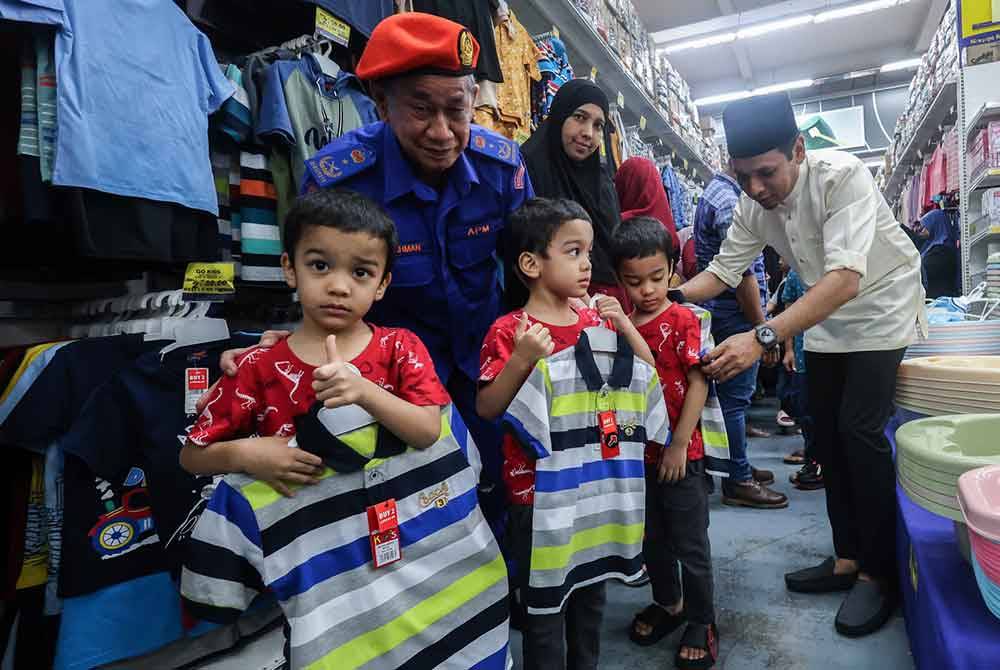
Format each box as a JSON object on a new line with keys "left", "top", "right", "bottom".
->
{"left": 522, "top": 79, "right": 621, "bottom": 285}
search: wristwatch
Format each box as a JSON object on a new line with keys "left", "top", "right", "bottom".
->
{"left": 754, "top": 324, "right": 779, "bottom": 351}
{"left": 667, "top": 289, "right": 686, "bottom": 304}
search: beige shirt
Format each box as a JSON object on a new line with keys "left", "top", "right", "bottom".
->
{"left": 706, "top": 150, "right": 926, "bottom": 353}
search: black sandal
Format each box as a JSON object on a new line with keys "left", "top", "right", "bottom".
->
{"left": 675, "top": 622, "right": 718, "bottom": 669}
{"left": 629, "top": 604, "right": 685, "bottom": 647}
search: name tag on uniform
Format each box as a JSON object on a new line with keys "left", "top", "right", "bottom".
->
{"left": 367, "top": 499, "right": 402, "bottom": 568}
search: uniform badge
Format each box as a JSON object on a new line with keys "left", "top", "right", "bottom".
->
{"left": 474, "top": 135, "right": 486, "bottom": 149}
{"left": 317, "top": 156, "right": 342, "bottom": 179}
{"left": 419, "top": 482, "right": 450, "bottom": 509}
{"left": 621, "top": 418, "right": 637, "bottom": 438}
{"left": 514, "top": 163, "right": 525, "bottom": 190}
{"left": 459, "top": 31, "right": 475, "bottom": 68}
{"left": 350, "top": 149, "right": 366, "bottom": 164}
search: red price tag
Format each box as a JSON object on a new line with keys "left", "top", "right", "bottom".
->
{"left": 598, "top": 410, "right": 619, "bottom": 459}
{"left": 186, "top": 368, "right": 209, "bottom": 391}
{"left": 367, "top": 499, "right": 401, "bottom": 568}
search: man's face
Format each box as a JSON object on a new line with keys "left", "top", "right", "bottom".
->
{"left": 377, "top": 74, "right": 477, "bottom": 183}
{"left": 730, "top": 136, "right": 805, "bottom": 210}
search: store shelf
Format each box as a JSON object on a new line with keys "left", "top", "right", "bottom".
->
{"left": 966, "top": 102, "right": 1000, "bottom": 143}
{"left": 971, "top": 168, "right": 1000, "bottom": 192}
{"left": 884, "top": 79, "right": 957, "bottom": 205}
{"left": 507, "top": 0, "right": 713, "bottom": 181}
{"left": 968, "top": 215, "right": 1000, "bottom": 247}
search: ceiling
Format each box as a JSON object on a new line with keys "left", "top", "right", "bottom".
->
{"left": 634, "top": 0, "right": 951, "bottom": 105}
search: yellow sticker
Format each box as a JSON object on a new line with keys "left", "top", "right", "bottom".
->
{"left": 315, "top": 6, "right": 351, "bottom": 47}
{"left": 639, "top": 115, "right": 647, "bottom": 131}
{"left": 183, "top": 262, "right": 236, "bottom": 302}
{"left": 590, "top": 66, "right": 598, "bottom": 82}
{"left": 616, "top": 91, "right": 624, "bottom": 108}
{"left": 552, "top": 26, "right": 560, "bottom": 39}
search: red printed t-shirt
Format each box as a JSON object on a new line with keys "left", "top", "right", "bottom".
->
{"left": 635, "top": 303, "right": 704, "bottom": 464}
{"left": 480, "top": 307, "right": 606, "bottom": 505}
{"left": 188, "top": 326, "right": 450, "bottom": 446}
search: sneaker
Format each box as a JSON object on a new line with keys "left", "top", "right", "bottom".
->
{"left": 790, "top": 461, "right": 824, "bottom": 490}
{"left": 722, "top": 480, "right": 789, "bottom": 509}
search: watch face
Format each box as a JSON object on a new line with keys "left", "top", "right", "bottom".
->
{"left": 757, "top": 326, "right": 777, "bottom": 347}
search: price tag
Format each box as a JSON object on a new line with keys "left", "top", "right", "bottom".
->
{"left": 315, "top": 6, "right": 351, "bottom": 46}
{"left": 639, "top": 115, "right": 647, "bottom": 131}
{"left": 182, "top": 262, "right": 235, "bottom": 302}
{"left": 598, "top": 410, "right": 620, "bottom": 459}
{"left": 185, "top": 368, "right": 209, "bottom": 415}
{"left": 367, "top": 499, "right": 402, "bottom": 569}
{"left": 616, "top": 91, "right": 624, "bottom": 108}
{"left": 590, "top": 66, "right": 598, "bottom": 82}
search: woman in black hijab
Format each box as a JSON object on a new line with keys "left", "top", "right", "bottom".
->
{"left": 515, "top": 79, "right": 625, "bottom": 309}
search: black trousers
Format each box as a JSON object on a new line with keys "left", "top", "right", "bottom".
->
{"left": 805, "top": 349, "right": 906, "bottom": 580}
{"left": 644, "top": 459, "right": 715, "bottom": 624}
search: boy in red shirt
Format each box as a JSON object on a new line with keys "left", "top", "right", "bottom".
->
{"left": 612, "top": 217, "right": 717, "bottom": 670}
{"left": 179, "top": 189, "right": 449, "bottom": 494}
{"left": 477, "top": 198, "right": 653, "bottom": 670}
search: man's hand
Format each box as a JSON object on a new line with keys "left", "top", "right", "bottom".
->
{"left": 702, "top": 331, "right": 764, "bottom": 382}
{"left": 196, "top": 330, "right": 293, "bottom": 414}
{"left": 763, "top": 348, "right": 781, "bottom": 368}
{"left": 595, "top": 295, "right": 630, "bottom": 331}
{"left": 239, "top": 436, "right": 325, "bottom": 497}
{"left": 511, "top": 314, "right": 554, "bottom": 368}
{"left": 313, "top": 335, "right": 371, "bottom": 409}
{"left": 658, "top": 443, "right": 688, "bottom": 484}
{"left": 783, "top": 342, "right": 797, "bottom": 373}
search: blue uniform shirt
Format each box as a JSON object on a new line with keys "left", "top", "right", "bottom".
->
{"left": 302, "top": 122, "right": 533, "bottom": 384}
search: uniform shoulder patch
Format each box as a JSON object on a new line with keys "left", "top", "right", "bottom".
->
{"left": 467, "top": 126, "right": 519, "bottom": 167}
{"left": 305, "top": 145, "right": 377, "bottom": 188}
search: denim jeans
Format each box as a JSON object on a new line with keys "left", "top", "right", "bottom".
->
{"left": 712, "top": 316, "right": 758, "bottom": 483}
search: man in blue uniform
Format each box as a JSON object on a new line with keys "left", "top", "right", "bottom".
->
{"left": 211, "top": 13, "right": 532, "bottom": 525}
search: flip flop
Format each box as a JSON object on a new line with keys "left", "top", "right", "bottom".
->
{"left": 675, "top": 622, "right": 718, "bottom": 669}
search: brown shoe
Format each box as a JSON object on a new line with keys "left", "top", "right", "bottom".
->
{"left": 722, "top": 481, "right": 789, "bottom": 509}
{"left": 752, "top": 467, "right": 775, "bottom": 485}
{"left": 746, "top": 424, "right": 772, "bottom": 438}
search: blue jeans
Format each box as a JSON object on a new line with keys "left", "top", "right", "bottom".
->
{"left": 712, "top": 317, "right": 758, "bottom": 483}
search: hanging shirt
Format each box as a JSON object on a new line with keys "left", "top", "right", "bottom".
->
{"left": 502, "top": 329, "right": 669, "bottom": 615}
{"left": 706, "top": 150, "right": 926, "bottom": 353}
{"left": 660, "top": 165, "right": 688, "bottom": 230}
{"left": 0, "top": 0, "right": 235, "bottom": 215}
{"left": 493, "top": 10, "right": 541, "bottom": 143}
{"left": 182, "top": 402, "right": 508, "bottom": 668}
{"left": 302, "top": 122, "right": 533, "bottom": 385}
{"left": 479, "top": 307, "right": 607, "bottom": 506}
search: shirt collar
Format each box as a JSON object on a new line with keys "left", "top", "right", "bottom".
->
{"left": 716, "top": 172, "right": 740, "bottom": 192}
{"left": 781, "top": 154, "right": 810, "bottom": 209}
{"left": 574, "top": 330, "right": 635, "bottom": 391}
{"left": 382, "top": 126, "right": 480, "bottom": 203}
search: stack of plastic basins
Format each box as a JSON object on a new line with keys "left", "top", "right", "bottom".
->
{"left": 904, "top": 322, "right": 1000, "bottom": 360}
{"left": 896, "top": 356, "right": 1000, "bottom": 416}
{"left": 958, "top": 465, "right": 1000, "bottom": 620}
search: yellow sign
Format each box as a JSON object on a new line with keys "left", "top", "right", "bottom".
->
{"left": 958, "top": 0, "right": 1000, "bottom": 47}
{"left": 183, "top": 262, "right": 236, "bottom": 301}
{"left": 616, "top": 91, "right": 624, "bottom": 108}
{"left": 639, "top": 115, "right": 647, "bottom": 131}
{"left": 316, "top": 6, "right": 351, "bottom": 47}
{"left": 590, "top": 66, "right": 598, "bottom": 82}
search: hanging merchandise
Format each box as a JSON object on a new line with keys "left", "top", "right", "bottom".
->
{"left": 489, "top": 8, "right": 541, "bottom": 143}
{"left": 532, "top": 32, "right": 573, "bottom": 125}
{"left": 661, "top": 162, "right": 689, "bottom": 230}
{"left": 410, "top": 0, "right": 504, "bottom": 83}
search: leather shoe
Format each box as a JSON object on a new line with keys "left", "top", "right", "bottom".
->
{"left": 721, "top": 480, "right": 788, "bottom": 509}
{"left": 752, "top": 466, "right": 775, "bottom": 485}
{"left": 835, "top": 579, "right": 896, "bottom": 637}
{"left": 785, "top": 557, "right": 857, "bottom": 593}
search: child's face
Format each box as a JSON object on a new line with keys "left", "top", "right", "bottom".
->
{"left": 281, "top": 226, "right": 391, "bottom": 333}
{"left": 521, "top": 218, "right": 594, "bottom": 299}
{"left": 618, "top": 252, "right": 673, "bottom": 314}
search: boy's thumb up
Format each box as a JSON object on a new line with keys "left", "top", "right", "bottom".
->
{"left": 325, "top": 334, "right": 343, "bottom": 365}
{"left": 515, "top": 312, "right": 528, "bottom": 339}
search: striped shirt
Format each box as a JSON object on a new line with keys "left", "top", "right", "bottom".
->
{"left": 503, "top": 328, "right": 669, "bottom": 615}
{"left": 180, "top": 405, "right": 510, "bottom": 670}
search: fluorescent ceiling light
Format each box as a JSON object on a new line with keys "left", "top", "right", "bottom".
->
{"left": 659, "top": 0, "right": 911, "bottom": 53}
{"left": 864, "top": 159, "right": 884, "bottom": 168}
{"left": 880, "top": 57, "right": 922, "bottom": 72}
{"left": 754, "top": 79, "right": 815, "bottom": 95}
{"left": 736, "top": 15, "right": 815, "bottom": 39}
{"left": 693, "top": 90, "right": 753, "bottom": 106}
{"left": 694, "top": 79, "right": 813, "bottom": 106}
{"left": 662, "top": 32, "right": 736, "bottom": 54}
{"left": 815, "top": 0, "right": 907, "bottom": 23}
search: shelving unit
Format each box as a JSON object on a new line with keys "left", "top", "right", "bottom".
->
{"left": 970, "top": 167, "right": 1000, "bottom": 193}
{"left": 965, "top": 101, "right": 1000, "bottom": 142}
{"left": 508, "top": 0, "right": 713, "bottom": 182}
{"left": 883, "top": 80, "right": 957, "bottom": 206}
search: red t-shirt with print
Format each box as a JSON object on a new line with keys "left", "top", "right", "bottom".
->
{"left": 188, "top": 326, "right": 450, "bottom": 446}
{"left": 480, "top": 307, "right": 607, "bottom": 505}
{"left": 635, "top": 303, "right": 705, "bottom": 464}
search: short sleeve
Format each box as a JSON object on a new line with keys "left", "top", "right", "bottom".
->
{"left": 643, "top": 371, "right": 670, "bottom": 449}
{"left": 386, "top": 330, "right": 451, "bottom": 407}
{"left": 180, "top": 481, "right": 265, "bottom": 623}
{"left": 479, "top": 319, "right": 516, "bottom": 384}
{"left": 706, "top": 198, "right": 767, "bottom": 289}
{"left": 822, "top": 163, "right": 878, "bottom": 278}
{"left": 673, "top": 310, "right": 703, "bottom": 374}
{"left": 198, "top": 34, "right": 235, "bottom": 114}
{"left": 502, "top": 360, "right": 552, "bottom": 459}
{"left": 187, "top": 355, "right": 261, "bottom": 447}
{"left": 257, "top": 61, "right": 295, "bottom": 145}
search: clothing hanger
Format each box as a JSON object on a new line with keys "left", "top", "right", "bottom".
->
{"left": 581, "top": 326, "right": 618, "bottom": 353}
{"left": 159, "top": 297, "right": 231, "bottom": 357}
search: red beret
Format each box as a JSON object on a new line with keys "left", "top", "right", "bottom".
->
{"left": 356, "top": 12, "right": 480, "bottom": 81}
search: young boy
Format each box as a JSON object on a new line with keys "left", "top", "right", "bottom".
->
{"left": 477, "top": 198, "right": 655, "bottom": 670}
{"left": 612, "top": 217, "right": 718, "bottom": 670}
{"left": 179, "top": 191, "right": 511, "bottom": 669}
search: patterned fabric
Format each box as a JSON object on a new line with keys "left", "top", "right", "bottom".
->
{"left": 781, "top": 271, "right": 807, "bottom": 373}
{"left": 532, "top": 35, "right": 572, "bottom": 124}
{"left": 16, "top": 32, "right": 57, "bottom": 181}
{"left": 493, "top": 10, "right": 541, "bottom": 143}
{"left": 694, "top": 173, "right": 767, "bottom": 324}
{"left": 181, "top": 405, "right": 511, "bottom": 670}
{"left": 479, "top": 307, "right": 607, "bottom": 506}
{"left": 660, "top": 165, "right": 687, "bottom": 230}
{"left": 237, "top": 150, "right": 283, "bottom": 284}
{"left": 502, "top": 328, "right": 669, "bottom": 614}
{"left": 684, "top": 305, "right": 731, "bottom": 477}
{"left": 188, "top": 329, "right": 449, "bottom": 447}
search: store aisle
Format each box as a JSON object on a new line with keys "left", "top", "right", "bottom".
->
{"left": 510, "top": 400, "right": 914, "bottom": 670}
